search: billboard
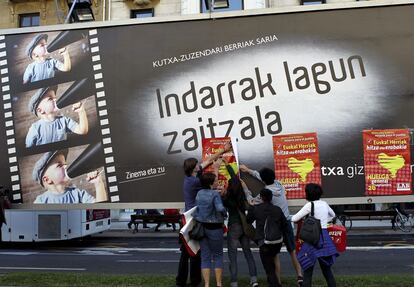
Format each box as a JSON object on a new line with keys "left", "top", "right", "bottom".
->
{"left": 1, "top": 3, "right": 414, "bottom": 205}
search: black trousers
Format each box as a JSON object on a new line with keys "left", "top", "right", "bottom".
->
{"left": 303, "top": 257, "right": 336, "bottom": 287}
{"left": 259, "top": 243, "right": 282, "bottom": 287}
{"left": 176, "top": 243, "right": 201, "bottom": 287}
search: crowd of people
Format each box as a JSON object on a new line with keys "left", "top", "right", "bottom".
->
{"left": 177, "top": 144, "right": 339, "bottom": 287}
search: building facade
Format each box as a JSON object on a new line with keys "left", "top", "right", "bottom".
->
{"left": 0, "top": 0, "right": 105, "bottom": 29}
{"left": 1, "top": 0, "right": 368, "bottom": 30}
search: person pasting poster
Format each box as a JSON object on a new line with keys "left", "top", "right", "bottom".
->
{"left": 363, "top": 129, "right": 412, "bottom": 196}
{"left": 202, "top": 137, "right": 238, "bottom": 191}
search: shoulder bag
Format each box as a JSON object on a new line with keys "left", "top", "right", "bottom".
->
{"left": 189, "top": 220, "right": 205, "bottom": 240}
{"left": 299, "top": 202, "right": 321, "bottom": 246}
{"left": 237, "top": 208, "right": 256, "bottom": 240}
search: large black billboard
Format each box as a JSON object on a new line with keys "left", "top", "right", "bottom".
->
{"left": 1, "top": 3, "right": 414, "bottom": 205}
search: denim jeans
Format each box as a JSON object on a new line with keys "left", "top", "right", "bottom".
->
{"left": 199, "top": 227, "right": 224, "bottom": 269}
{"left": 227, "top": 222, "right": 258, "bottom": 285}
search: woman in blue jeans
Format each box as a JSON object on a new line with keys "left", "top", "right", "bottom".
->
{"left": 193, "top": 172, "right": 227, "bottom": 287}
{"left": 223, "top": 163, "right": 258, "bottom": 287}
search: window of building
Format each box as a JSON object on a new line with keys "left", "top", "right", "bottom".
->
{"left": 201, "top": 0, "right": 243, "bottom": 13}
{"left": 131, "top": 9, "right": 154, "bottom": 18}
{"left": 19, "top": 13, "right": 40, "bottom": 27}
{"left": 301, "top": 0, "right": 326, "bottom": 5}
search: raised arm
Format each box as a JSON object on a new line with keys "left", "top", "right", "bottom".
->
{"left": 224, "top": 157, "right": 239, "bottom": 188}
{"left": 73, "top": 101, "right": 89, "bottom": 135}
{"left": 240, "top": 164, "right": 262, "bottom": 181}
{"left": 87, "top": 170, "right": 107, "bottom": 202}
{"left": 291, "top": 202, "right": 311, "bottom": 223}
{"left": 241, "top": 179, "right": 262, "bottom": 205}
{"left": 200, "top": 142, "right": 232, "bottom": 169}
{"left": 59, "top": 47, "right": 71, "bottom": 72}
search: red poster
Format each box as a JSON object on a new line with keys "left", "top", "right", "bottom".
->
{"left": 273, "top": 133, "right": 321, "bottom": 199}
{"left": 202, "top": 137, "right": 238, "bottom": 190}
{"left": 363, "top": 129, "right": 412, "bottom": 196}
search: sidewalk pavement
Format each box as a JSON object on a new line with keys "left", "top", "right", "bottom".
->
{"left": 95, "top": 219, "right": 413, "bottom": 238}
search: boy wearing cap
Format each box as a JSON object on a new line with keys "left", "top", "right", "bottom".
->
{"left": 23, "top": 33, "right": 71, "bottom": 84}
{"left": 25, "top": 85, "right": 88, "bottom": 148}
{"left": 33, "top": 149, "right": 107, "bottom": 204}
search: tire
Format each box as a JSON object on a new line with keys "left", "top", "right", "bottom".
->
{"left": 395, "top": 214, "right": 413, "bottom": 232}
{"left": 338, "top": 215, "right": 352, "bottom": 231}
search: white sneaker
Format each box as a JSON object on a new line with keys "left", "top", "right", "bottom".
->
{"left": 251, "top": 283, "right": 259, "bottom": 287}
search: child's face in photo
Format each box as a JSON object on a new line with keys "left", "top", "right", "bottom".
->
{"left": 32, "top": 39, "right": 48, "bottom": 58}
{"left": 43, "top": 154, "right": 69, "bottom": 186}
{"left": 37, "top": 90, "right": 58, "bottom": 115}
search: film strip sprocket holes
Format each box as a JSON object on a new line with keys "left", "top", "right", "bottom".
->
{"left": 88, "top": 29, "right": 119, "bottom": 203}
{"left": 0, "top": 35, "right": 21, "bottom": 202}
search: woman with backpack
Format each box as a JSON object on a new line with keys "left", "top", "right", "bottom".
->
{"left": 222, "top": 161, "right": 259, "bottom": 287}
{"left": 291, "top": 183, "right": 338, "bottom": 287}
{"left": 247, "top": 188, "right": 288, "bottom": 287}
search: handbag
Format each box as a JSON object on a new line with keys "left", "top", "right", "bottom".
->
{"left": 327, "top": 223, "right": 347, "bottom": 252}
{"left": 299, "top": 202, "right": 321, "bottom": 246}
{"left": 189, "top": 220, "right": 205, "bottom": 240}
{"left": 237, "top": 209, "right": 256, "bottom": 240}
{"left": 179, "top": 207, "right": 200, "bottom": 256}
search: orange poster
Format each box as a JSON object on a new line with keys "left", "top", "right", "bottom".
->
{"left": 273, "top": 133, "right": 321, "bottom": 199}
{"left": 202, "top": 137, "right": 238, "bottom": 191}
{"left": 363, "top": 129, "right": 412, "bottom": 196}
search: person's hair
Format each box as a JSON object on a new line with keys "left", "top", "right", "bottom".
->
{"left": 183, "top": 158, "right": 198, "bottom": 176}
{"left": 260, "top": 188, "right": 273, "bottom": 203}
{"left": 200, "top": 172, "right": 216, "bottom": 189}
{"left": 305, "top": 183, "right": 323, "bottom": 201}
{"left": 259, "top": 167, "right": 275, "bottom": 185}
{"left": 227, "top": 177, "right": 247, "bottom": 211}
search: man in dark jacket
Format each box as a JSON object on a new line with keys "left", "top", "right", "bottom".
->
{"left": 247, "top": 188, "right": 288, "bottom": 287}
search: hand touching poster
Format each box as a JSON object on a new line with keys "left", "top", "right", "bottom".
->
{"left": 202, "top": 137, "right": 238, "bottom": 191}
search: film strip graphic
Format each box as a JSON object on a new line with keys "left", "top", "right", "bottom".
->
{"left": 88, "top": 29, "right": 119, "bottom": 203}
{"left": 0, "top": 35, "right": 21, "bottom": 202}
